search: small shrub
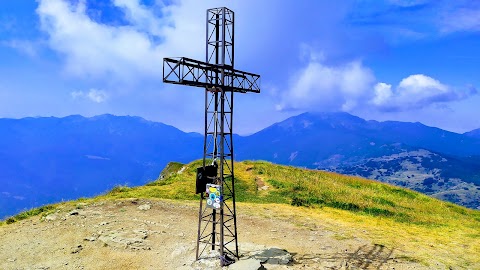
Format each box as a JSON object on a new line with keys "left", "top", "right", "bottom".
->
{"left": 364, "top": 207, "right": 394, "bottom": 217}
{"left": 291, "top": 196, "right": 310, "bottom": 207}
{"left": 347, "top": 182, "right": 363, "bottom": 189}
{"left": 4, "top": 205, "right": 55, "bottom": 225}
{"left": 145, "top": 181, "right": 160, "bottom": 186}
{"left": 108, "top": 185, "right": 131, "bottom": 195}
{"left": 394, "top": 212, "right": 413, "bottom": 223}
{"left": 453, "top": 207, "right": 467, "bottom": 215}
{"left": 391, "top": 188, "right": 417, "bottom": 199}
{"left": 6, "top": 218, "right": 15, "bottom": 224}
{"left": 328, "top": 201, "right": 360, "bottom": 211}
{"left": 292, "top": 182, "right": 306, "bottom": 191}
{"left": 268, "top": 179, "right": 286, "bottom": 189}
{"left": 374, "top": 197, "right": 396, "bottom": 207}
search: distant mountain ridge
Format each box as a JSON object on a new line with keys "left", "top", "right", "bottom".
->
{"left": 238, "top": 112, "right": 480, "bottom": 160}
{"left": 465, "top": 128, "right": 480, "bottom": 138}
{"left": 236, "top": 112, "right": 480, "bottom": 208}
{"left": 0, "top": 114, "right": 202, "bottom": 218}
{"left": 1, "top": 112, "right": 480, "bottom": 218}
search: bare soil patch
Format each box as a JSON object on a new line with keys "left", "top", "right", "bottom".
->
{"left": 0, "top": 199, "right": 427, "bottom": 269}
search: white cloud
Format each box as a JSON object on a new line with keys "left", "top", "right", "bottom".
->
{"left": 36, "top": 0, "right": 217, "bottom": 82}
{"left": 277, "top": 51, "right": 375, "bottom": 112}
{"left": 70, "top": 90, "right": 84, "bottom": 99}
{"left": 440, "top": 4, "right": 480, "bottom": 33}
{"left": 87, "top": 89, "right": 108, "bottom": 103}
{"left": 278, "top": 47, "right": 477, "bottom": 113}
{"left": 372, "top": 82, "right": 393, "bottom": 106}
{"left": 36, "top": 0, "right": 283, "bottom": 85}
{"left": 372, "top": 74, "right": 476, "bottom": 111}
{"left": 37, "top": 0, "right": 161, "bottom": 81}
{"left": 113, "top": 0, "right": 165, "bottom": 36}
{"left": 1, "top": 40, "right": 37, "bottom": 56}
{"left": 71, "top": 89, "right": 108, "bottom": 103}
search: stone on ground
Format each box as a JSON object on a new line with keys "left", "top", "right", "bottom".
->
{"left": 228, "top": 258, "right": 263, "bottom": 270}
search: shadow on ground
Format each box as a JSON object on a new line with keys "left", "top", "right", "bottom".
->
{"left": 294, "top": 244, "right": 400, "bottom": 269}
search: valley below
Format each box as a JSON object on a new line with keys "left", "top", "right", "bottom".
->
{"left": 332, "top": 149, "right": 480, "bottom": 209}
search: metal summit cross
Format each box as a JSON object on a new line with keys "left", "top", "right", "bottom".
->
{"left": 162, "top": 7, "right": 260, "bottom": 266}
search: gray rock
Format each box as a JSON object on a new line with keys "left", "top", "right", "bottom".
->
{"left": 192, "top": 250, "right": 221, "bottom": 269}
{"left": 76, "top": 203, "right": 88, "bottom": 208}
{"left": 138, "top": 204, "right": 151, "bottom": 211}
{"left": 250, "top": 248, "right": 292, "bottom": 265}
{"left": 170, "top": 245, "right": 190, "bottom": 258}
{"left": 71, "top": 244, "right": 83, "bottom": 254}
{"left": 84, "top": 237, "right": 96, "bottom": 242}
{"left": 98, "top": 229, "right": 151, "bottom": 250}
{"left": 228, "top": 258, "right": 262, "bottom": 270}
{"left": 44, "top": 214, "right": 57, "bottom": 221}
{"left": 133, "top": 229, "right": 148, "bottom": 239}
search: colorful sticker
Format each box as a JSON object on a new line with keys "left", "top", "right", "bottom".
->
{"left": 206, "top": 184, "right": 222, "bottom": 210}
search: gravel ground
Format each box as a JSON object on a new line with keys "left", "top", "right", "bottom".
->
{"left": 0, "top": 199, "right": 427, "bottom": 270}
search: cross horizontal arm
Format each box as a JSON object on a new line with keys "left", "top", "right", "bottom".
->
{"left": 163, "top": 57, "right": 260, "bottom": 93}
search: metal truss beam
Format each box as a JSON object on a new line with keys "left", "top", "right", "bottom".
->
{"left": 163, "top": 57, "right": 260, "bottom": 93}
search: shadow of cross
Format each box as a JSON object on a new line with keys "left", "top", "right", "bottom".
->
{"left": 346, "top": 244, "right": 395, "bottom": 269}
{"left": 292, "top": 243, "right": 397, "bottom": 269}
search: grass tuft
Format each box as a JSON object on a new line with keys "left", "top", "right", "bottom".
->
{"left": 3, "top": 205, "right": 55, "bottom": 224}
{"left": 108, "top": 185, "right": 132, "bottom": 195}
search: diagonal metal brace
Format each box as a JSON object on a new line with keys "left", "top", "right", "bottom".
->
{"left": 163, "top": 57, "right": 260, "bottom": 93}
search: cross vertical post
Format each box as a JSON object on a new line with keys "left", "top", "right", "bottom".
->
{"left": 162, "top": 6, "right": 260, "bottom": 266}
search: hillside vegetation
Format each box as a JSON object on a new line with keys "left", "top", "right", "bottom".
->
{"left": 2, "top": 160, "right": 479, "bottom": 268}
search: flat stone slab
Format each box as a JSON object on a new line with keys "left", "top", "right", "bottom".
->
{"left": 138, "top": 204, "right": 151, "bottom": 211}
{"left": 228, "top": 258, "right": 262, "bottom": 270}
{"left": 248, "top": 247, "right": 292, "bottom": 265}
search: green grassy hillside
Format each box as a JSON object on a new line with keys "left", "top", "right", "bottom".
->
{"left": 3, "top": 160, "right": 480, "bottom": 268}
{"left": 106, "top": 160, "right": 479, "bottom": 223}
{"left": 107, "top": 160, "right": 480, "bottom": 267}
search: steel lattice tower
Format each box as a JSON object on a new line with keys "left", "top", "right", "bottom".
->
{"left": 162, "top": 7, "right": 261, "bottom": 266}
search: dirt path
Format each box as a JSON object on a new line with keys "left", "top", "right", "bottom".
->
{"left": 0, "top": 199, "right": 427, "bottom": 269}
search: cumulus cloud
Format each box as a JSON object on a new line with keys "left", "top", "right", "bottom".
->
{"left": 37, "top": 0, "right": 161, "bottom": 80}
{"left": 276, "top": 50, "right": 375, "bottom": 112}
{"left": 372, "top": 82, "right": 393, "bottom": 106}
{"left": 71, "top": 89, "right": 108, "bottom": 103}
{"left": 372, "top": 74, "right": 476, "bottom": 111}
{"left": 36, "top": 0, "right": 213, "bottom": 82}
{"left": 278, "top": 48, "right": 477, "bottom": 113}
{"left": 114, "top": 0, "right": 165, "bottom": 36}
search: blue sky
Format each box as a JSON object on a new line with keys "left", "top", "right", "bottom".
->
{"left": 0, "top": 0, "right": 479, "bottom": 134}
